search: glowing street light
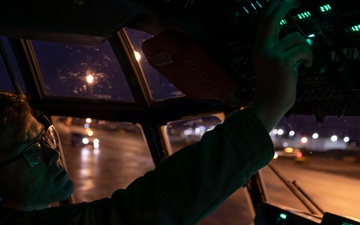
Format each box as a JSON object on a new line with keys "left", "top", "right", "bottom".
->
{"left": 86, "top": 74, "right": 94, "bottom": 84}
{"left": 134, "top": 51, "right": 141, "bottom": 61}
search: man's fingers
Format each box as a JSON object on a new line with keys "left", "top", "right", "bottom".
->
{"left": 256, "top": 0, "right": 301, "bottom": 46}
{"left": 277, "top": 32, "right": 311, "bottom": 52}
{"left": 284, "top": 44, "right": 314, "bottom": 68}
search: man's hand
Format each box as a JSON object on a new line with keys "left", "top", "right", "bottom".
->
{"left": 248, "top": 0, "right": 313, "bottom": 132}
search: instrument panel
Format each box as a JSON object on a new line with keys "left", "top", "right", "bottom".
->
{"left": 255, "top": 202, "right": 360, "bottom": 225}
{"left": 133, "top": 0, "right": 360, "bottom": 119}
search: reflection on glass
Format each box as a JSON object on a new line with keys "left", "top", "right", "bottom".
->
{"left": 32, "top": 40, "right": 134, "bottom": 102}
{"left": 0, "top": 55, "right": 14, "bottom": 92}
{"left": 263, "top": 115, "right": 360, "bottom": 219}
{"left": 53, "top": 116, "right": 154, "bottom": 202}
{"left": 0, "top": 36, "right": 25, "bottom": 92}
{"left": 166, "top": 115, "right": 223, "bottom": 153}
{"left": 125, "top": 27, "right": 184, "bottom": 101}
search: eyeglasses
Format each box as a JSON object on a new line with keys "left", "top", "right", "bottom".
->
{"left": 0, "top": 125, "right": 59, "bottom": 168}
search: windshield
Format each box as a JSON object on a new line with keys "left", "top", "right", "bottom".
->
{"left": 54, "top": 116, "right": 155, "bottom": 202}
{"left": 262, "top": 114, "right": 360, "bottom": 218}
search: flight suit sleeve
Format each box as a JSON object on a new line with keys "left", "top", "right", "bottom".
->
{"left": 110, "top": 109, "right": 275, "bottom": 225}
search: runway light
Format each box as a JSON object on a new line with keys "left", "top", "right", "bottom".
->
{"left": 86, "top": 118, "right": 92, "bottom": 123}
{"left": 312, "top": 133, "right": 319, "bottom": 139}
{"left": 87, "top": 130, "right": 93, "bottom": 136}
{"left": 301, "top": 137, "right": 308, "bottom": 144}
{"left": 289, "top": 130, "right": 295, "bottom": 136}
{"left": 331, "top": 135, "right": 338, "bottom": 142}
{"left": 82, "top": 137, "right": 89, "bottom": 144}
{"left": 277, "top": 129, "right": 284, "bottom": 135}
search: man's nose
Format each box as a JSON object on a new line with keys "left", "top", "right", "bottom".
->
{"left": 42, "top": 144, "right": 60, "bottom": 166}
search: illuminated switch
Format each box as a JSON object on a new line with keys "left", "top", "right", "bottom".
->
{"left": 280, "top": 19, "right": 288, "bottom": 26}
{"left": 347, "top": 24, "right": 360, "bottom": 34}
{"left": 296, "top": 11, "right": 312, "bottom": 21}
{"left": 320, "top": 4, "right": 332, "bottom": 14}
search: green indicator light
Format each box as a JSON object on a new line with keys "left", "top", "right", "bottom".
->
{"left": 280, "top": 19, "right": 287, "bottom": 26}
{"left": 308, "top": 34, "right": 315, "bottom": 38}
{"left": 243, "top": 7, "right": 250, "bottom": 14}
{"left": 256, "top": 1, "right": 262, "bottom": 8}
{"left": 342, "top": 222, "right": 353, "bottom": 225}
{"left": 280, "top": 213, "right": 287, "bottom": 220}
{"left": 297, "top": 11, "right": 312, "bottom": 20}
{"left": 251, "top": 3, "right": 257, "bottom": 10}
{"left": 348, "top": 24, "right": 360, "bottom": 34}
{"left": 320, "top": 4, "right": 332, "bottom": 13}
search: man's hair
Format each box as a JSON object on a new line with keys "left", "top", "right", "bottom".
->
{"left": 0, "top": 92, "right": 32, "bottom": 149}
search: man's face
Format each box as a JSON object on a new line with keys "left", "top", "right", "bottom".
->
{"left": 0, "top": 113, "right": 74, "bottom": 210}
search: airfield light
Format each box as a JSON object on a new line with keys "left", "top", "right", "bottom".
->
{"left": 331, "top": 135, "right": 338, "bottom": 142}
{"left": 301, "top": 137, "right": 308, "bottom": 144}
{"left": 312, "top": 133, "right": 319, "bottom": 139}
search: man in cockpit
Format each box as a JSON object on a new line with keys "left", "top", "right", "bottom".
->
{"left": 0, "top": 0, "right": 312, "bottom": 224}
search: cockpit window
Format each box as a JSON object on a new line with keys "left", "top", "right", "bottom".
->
{"left": 31, "top": 40, "right": 135, "bottom": 102}
{"left": 0, "top": 55, "right": 14, "bottom": 92}
{"left": 262, "top": 114, "right": 360, "bottom": 218}
{"left": 0, "top": 36, "right": 25, "bottom": 92}
{"left": 125, "top": 28, "right": 184, "bottom": 101}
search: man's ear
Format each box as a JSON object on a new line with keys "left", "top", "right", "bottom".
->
{"left": 32, "top": 109, "right": 52, "bottom": 129}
